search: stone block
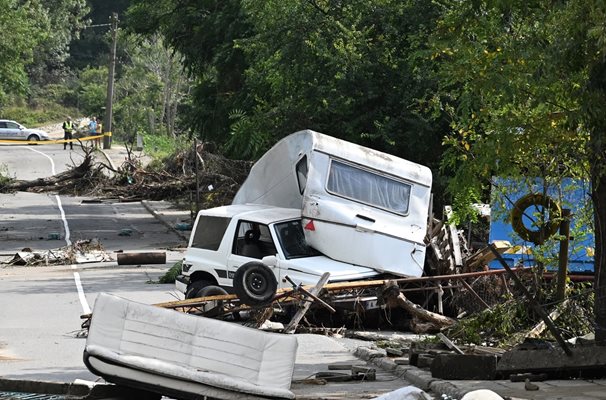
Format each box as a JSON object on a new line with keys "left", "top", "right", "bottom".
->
{"left": 431, "top": 354, "right": 498, "bottom": 380}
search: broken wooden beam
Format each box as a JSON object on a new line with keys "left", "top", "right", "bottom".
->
{"left": 284, "top": 272, "right": 331, "bottom": 334}
{"left": 382, "top": 282, "right": 456, "bottom": 333}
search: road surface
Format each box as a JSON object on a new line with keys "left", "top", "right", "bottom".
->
{"left": 0, "top": 143, "right": 185, "bottom": 382}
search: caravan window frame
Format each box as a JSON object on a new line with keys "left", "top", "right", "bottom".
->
{"left": 325, "top": 158, "right": 412, "bottom": 216}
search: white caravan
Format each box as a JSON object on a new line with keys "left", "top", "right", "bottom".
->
{"left": 232, "top": 130, "right": 432, "bottom": 277}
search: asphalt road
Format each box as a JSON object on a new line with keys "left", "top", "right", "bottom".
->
{"left": 0, "top": 143, "right": 186, "bottom": 382}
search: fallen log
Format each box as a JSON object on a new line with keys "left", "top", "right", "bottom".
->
{"left": 0, "top": 154, "right": 93, "bottom": 192}
{"left": 382, "top": 282, "right": 456, "bottom": 333}
{"left": 117, "top": 252, "right": 167, "bottom": 265}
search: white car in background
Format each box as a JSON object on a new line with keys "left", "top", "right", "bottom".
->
{"left": 0, "top": 119, "right": 50, "bottom": 142}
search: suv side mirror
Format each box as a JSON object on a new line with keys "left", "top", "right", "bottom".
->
{"left": 262, "top": 255, "right": 278, "bottom": 267}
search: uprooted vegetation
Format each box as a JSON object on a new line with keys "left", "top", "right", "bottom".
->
{"left": 446, "top": 275, "right": 594, "bottom": 349}
{"left": 0, "top": 143, "right": 253, "bottom": 209}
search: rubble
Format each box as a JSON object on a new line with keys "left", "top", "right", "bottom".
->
{"left": 3, "top": 239, "right": 112, "bottom": 266}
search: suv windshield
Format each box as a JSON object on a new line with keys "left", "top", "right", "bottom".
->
{"left": 275, "top": 220, "right": 321, "bottom": 259}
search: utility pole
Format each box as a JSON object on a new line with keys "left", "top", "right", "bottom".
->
{"left": 103, "top": 12, "right": 118, "bottom": 149}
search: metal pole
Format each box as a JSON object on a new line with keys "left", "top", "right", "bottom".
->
{"left": 103, "top": 12, "right": 118, "bottom": 149}
{"left": 556, "top": 209, "right": 571, "bottom": 301}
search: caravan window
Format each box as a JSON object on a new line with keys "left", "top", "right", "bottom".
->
{"left": 326, "top": 159, "right": 411, "bottom": 215}
{"left": 296, "top": 156, "right": 308, "bottom": 194}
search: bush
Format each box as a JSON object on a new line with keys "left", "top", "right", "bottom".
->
{"left": 159, "top": 261, "right": 182, "bottom": 284}
{"left": 2, "top": 104, "right": 74, "bottom": 127}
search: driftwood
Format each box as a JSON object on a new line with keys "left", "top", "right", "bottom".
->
{"left": 526, "top": 299, "right": 570, "bottom": 339}
{"left": 1, "top": 154, "right": 93, "bottom": 192}
{"left": 382, "top": 282, "right": 456, "bottom": 334}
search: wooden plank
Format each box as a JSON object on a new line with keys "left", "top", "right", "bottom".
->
{"left": 437, "top": 332, "right": 464, "bottom": 355}
{"left": 283, "top": 272, "right": 330, "bottom": 334}
{"left": 154, "top": 267, "right": 531, "bottom": 311}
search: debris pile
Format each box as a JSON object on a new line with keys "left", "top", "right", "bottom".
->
{"left": 0, "top": 143, "right": 253, "bottom": 208}
{"left": 4, "top": 239, "right": 112, "bottom": 266}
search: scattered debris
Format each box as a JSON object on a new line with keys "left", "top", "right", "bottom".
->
{"left": 3, "top": 240, "right": 112, "bottom": 266}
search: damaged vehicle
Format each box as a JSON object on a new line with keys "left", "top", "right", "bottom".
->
{"left": 176, "top": 204, "right": 381, "bottom": 305}
{"left": 232, "top": 130, "right": 432, "bottom": 277}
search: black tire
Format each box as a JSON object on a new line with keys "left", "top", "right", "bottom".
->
{"left": 233, "top": 262, "right": 277, "bottom": 306}
{"left": 27, "top": 135, "right": 39, "bottom": 145}
{"left": 185, "top": 280, "right": 214, "bottom": 299}
{"left": 185, "top": 280, "right": 228, "bottom": 315}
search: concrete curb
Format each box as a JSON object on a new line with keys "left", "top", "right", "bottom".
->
{"left": 354, "top": 346, "right": 469, "bottom": 398}
{"left": 0, "top": 377, "right": 90, "bottom": 397}
{"left": 141, "top": 200, "right": 189, "bottom": 242}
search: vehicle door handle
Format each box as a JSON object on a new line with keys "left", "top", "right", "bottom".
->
{"left": 355, "top": 214, "right": 375, "bottom": 223}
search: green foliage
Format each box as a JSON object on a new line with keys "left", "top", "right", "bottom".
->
{"left": 429, "top": 0, "right": 598, "bottom": 205}
{"left": 113, "top": 34, "right": 191, "bottom": 141}
{"left": 76, "top": 67, "right": 106, "bottom": 116}
{"left": 27, "top": 0, "right": 90, "bottom": 85}
{"left": 142, "top": 132, "right": 190, "bottom": 162}
{"left": 126, "top": 0, "right": 448, "bottom": 171}
{"left": 449, "top": 295, "right": 531, "bottom": 347}
{"left": 449, "top": 282, "right": 594, "bottom": 348}
{"left": 0, "top": 0, "right": 50, "bottom": 107}
{"left": 2, "top": 104, "right": 73, "bottom": 127}
{"left": 158, "top": 261, "right": 182, "bottom": 284}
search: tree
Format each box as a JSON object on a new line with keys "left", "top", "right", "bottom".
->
{"left": 237, "top": 0, "right": 445, "bottom": 162}
{"left": 0, "top": 0, "right": 49, "bottom": 107}
{"left": 429, "top": 0, "right": 606, "bottom": 343}
{"left": 113, "top": 34, "right": 191, "bottom": 139}
{"left": 127, "top": 0, "right": 253, "bottom": 145}
{"left": 27, "top": 0, "right": 90, "bottom": 84}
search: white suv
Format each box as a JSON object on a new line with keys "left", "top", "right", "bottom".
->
{"left": 176, "top": 204, "right": 380, "bottom": 305}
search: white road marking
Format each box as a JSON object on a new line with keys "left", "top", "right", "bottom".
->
{"left": 26, "top": 147, "right": 56, "bottom": 175}
{"left": 28, "top": 147, "right": 91, "bottom": 314}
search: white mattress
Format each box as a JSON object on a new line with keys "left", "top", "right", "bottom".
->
{"left": 85, "top": 293, "right": 297, "bottom": 399}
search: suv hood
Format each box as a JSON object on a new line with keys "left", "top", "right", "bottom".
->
{"left": 280, "top": 255, "right": 380, "bottom": 282}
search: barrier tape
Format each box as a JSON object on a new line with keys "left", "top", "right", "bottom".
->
{"left": 0, "top": 132, "right": 112, "bottom": 145}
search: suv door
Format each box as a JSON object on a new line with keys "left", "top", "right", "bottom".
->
{"left": 226, "top": 220, "right": 278, "bottom": 280}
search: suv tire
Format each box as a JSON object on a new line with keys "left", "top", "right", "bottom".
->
{"left": 233, "top": 262, "right": 277, "bottom": 306}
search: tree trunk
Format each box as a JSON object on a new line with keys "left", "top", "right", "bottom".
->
{"left": 593, "top": 155, "right": 606, "bottom": 345}
{"left": 588, "top": 61, "right": 606, "bottom": 345}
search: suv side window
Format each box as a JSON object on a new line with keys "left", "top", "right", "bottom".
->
{"left": 191, "top": 216, "right": 231, "bottom": 250}
{"left": 233, "top": 221, "right": 277, "bottom": 259}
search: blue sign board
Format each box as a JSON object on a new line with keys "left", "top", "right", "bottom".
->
{"left": 488, "top": 178, "right": 594, "bottom": 273}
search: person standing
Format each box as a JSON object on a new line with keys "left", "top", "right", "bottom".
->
{"left": 88, "top": 117, "right": 97, "bottom": 146}
{"left": 62, "top": 116, "right": 74, "bottom": 150}
{"left": 95, "top": 117, "right": 103, "bottom": 148}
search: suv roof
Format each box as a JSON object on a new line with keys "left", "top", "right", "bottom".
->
{"left": 199, "top": 204, "right": 301, "bottom": 225}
